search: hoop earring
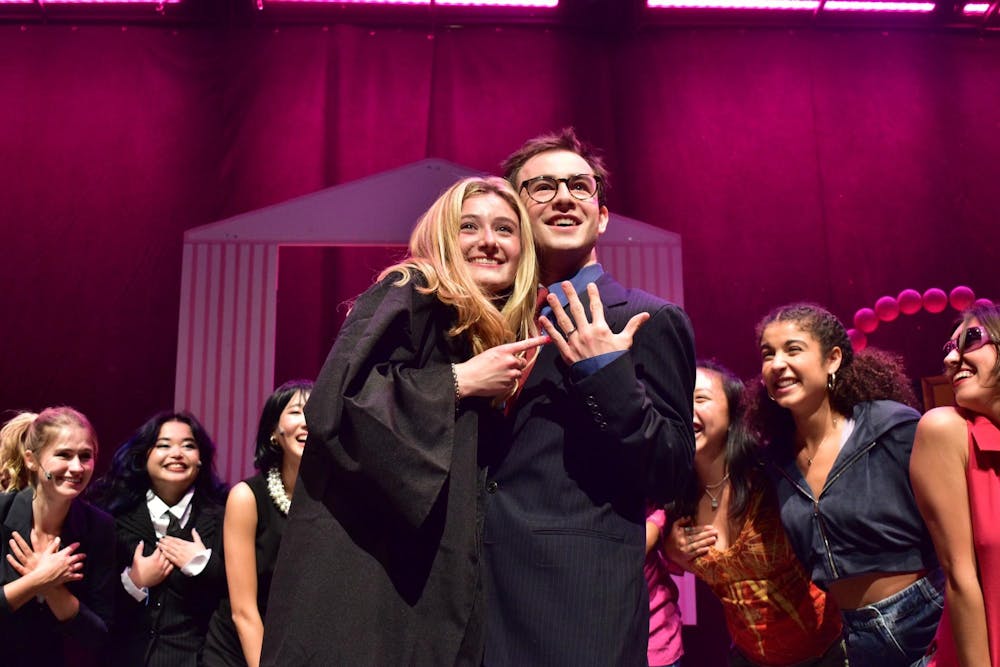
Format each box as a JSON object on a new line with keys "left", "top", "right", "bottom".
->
{"left": 270, "top": 435, "right": 279, "bottom": 447}
{"left": 827, "top": 372, "right": 837, "bottom": 391}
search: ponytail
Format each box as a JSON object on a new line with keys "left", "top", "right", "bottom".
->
{"left": 0, "top": 412, "right": 38, "bottom": 492}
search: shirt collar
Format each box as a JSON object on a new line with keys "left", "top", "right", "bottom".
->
{"left": 542, "top": 263, "right": 605, "bottom": 315}
{"left": 971, "top": 414, "right": 1000, "bottom": 452}
{"left": 146, "top": 486, "right": 195, "bottom": 520}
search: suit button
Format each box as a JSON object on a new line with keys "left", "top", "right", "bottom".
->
{"left": 486, "top": 480, "right": 498, "bottom": 494}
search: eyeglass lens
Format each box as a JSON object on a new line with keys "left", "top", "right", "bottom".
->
{"left": 943, "top": 326, "right": 987, "bottom": 356}
{"left": 522, "top": 175, "right": 598, "bottom": 203}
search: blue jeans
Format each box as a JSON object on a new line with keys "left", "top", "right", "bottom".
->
{"left": 840, "top": 569, "right": 944, "bottom": 667}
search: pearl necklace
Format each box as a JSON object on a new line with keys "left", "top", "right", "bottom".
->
{"left": 266, "top": 467, "right": 291, "bottom": 515}
{"left": 703, "top": 473, "right": 729, "bottom": 510}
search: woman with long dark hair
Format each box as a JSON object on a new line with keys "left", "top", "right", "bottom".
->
{"left": 754, "top": 302, "right": 940, "bottom": 667}
{"left": 88, "top": 410, "right": 228, "bottom": 667}
{"left": 665, "top": 361, "right": 843, "bottom": 666}
{"left": 202, "top": 379, "right": 313, "bottom": 667}
{"left": 911, "top": 303, "right": 1000, "bottom": 666}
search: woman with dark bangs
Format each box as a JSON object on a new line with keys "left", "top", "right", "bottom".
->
{"left": 911, "top": 303, "right": 1000, "bottom": 666}
{"left": 89, "top": 411, "right": 228, "bottom": 667}
{"left": 754, "top": 302, "right": 940, "bottom": 667}
{"left": 202, "top": 379, "right": 313, "bottom": 667}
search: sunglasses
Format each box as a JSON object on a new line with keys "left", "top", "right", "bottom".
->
{"left": 943, "top": 326, "right": 992, "bottom": 356}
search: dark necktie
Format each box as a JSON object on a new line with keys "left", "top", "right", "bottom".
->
{"left": 166, "top": 512, "right": 184, "bottom": 538}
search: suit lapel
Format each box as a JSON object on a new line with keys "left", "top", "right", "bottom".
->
{"left": 3, "top": 488, "right": 33, "bottom": 534}
{"left": 117, "top": 502, "right": 156, "bottom": 549}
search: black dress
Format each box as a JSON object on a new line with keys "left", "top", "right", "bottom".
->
{"left": 202, "top": 473, "right": 286, "bottom": 667}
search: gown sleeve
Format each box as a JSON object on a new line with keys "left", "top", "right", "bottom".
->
{"left": 303, "top": 275, "right": 461, "bottom": 529}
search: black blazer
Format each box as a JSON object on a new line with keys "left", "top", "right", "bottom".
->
{"left": 0, "top": 488, "right": 116, "bottom": 667}
{"left": 109, "top": 495, "right": 225, "bottom": 667}
{"left": 482, "top": 272, "right": 696, "bottom": 667}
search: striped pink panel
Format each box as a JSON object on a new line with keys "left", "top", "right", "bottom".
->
{"left": 601, "top": 242, "right": 685, "bottom": 308}
{"left": 175, "top": 241, "right": 278, "bottom": 484}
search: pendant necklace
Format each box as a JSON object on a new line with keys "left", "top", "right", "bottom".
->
{"left": 703, "top": 473, "right": 730, "bottom": 510}
{"left": 805, "top": 417, "right": 839, "bottom": 467}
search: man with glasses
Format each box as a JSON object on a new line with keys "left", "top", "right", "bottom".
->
{"left": 481, "top": 128, "right": 696, "bottom": 666}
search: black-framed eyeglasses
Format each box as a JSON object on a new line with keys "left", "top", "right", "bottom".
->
{"left": 518, "top": 174, "right": 602, "bottom": 204}
{"left": 943, "top": 325, "right": 992, "bottom": 356}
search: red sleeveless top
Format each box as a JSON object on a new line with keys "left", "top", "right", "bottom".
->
{"left": 927, "top": 415, "right": 1000, "bottom": 666}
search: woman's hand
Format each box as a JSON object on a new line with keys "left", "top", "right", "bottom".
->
{"left": 129, "top": 540, "right": 174, "bottom": 588}
{"left": 7, "top": 531, "right": 85, "bottom": 590}
{"left": 453, "top": 335, "right": 549, "bottom": 400}
{"left": 157, "top": 527, "right": 206, "bottom": 570}
{"left": 663, "top": 517, "right": 717, "bottom": 571}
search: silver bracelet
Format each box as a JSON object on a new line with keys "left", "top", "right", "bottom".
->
{"left": 450, "top": 363, "right": 461, "bottom": 409}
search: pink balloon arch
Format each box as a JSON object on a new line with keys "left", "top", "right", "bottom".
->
{"left": 849, "top": 286, "right": 996, "bottom": 351}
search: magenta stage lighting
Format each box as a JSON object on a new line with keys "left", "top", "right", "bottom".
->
{"left": 823, "top": 0, "right": 934, "bottom": 10}
{"left": 267, "top": 0, "right": 427, "bottom": 4}
{"left": 962, "top": 1, "right": 989, "bottom": 13}
{"left": 648, "top": 0, "right": 817, "bottom": 9}
{"left": 36, "top": 0, "right": 183, "bottom": 3}
{"left": 261, "top": 0, "right": 556, "bottom": 4}
{"left": 435, "top": 0, "right": 557, "bottom": 6}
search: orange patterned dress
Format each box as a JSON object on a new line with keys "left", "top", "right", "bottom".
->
{"left": 688, "top": 474, "right": 842, "bottom": 666}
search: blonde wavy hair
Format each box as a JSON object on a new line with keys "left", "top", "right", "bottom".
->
{"left": 379, "top": 176, "right": 538, "bottom": 355}
{"left": 0, "top": 407, "right": 98, "bottom": 491}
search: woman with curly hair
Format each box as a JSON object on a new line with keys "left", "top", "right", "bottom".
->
{"left": 202, "top": 379, "right": 313, "bottom": 667}
{"left": 88, "top": 411, "right": 228, "bottom": 667}
{"left": 260, "top": 176, "right": 547, "bottom": 666}
{"left": 754, "top": 302, "right": 940, "bottom": 667}
{"left": 665, "top": 361, "right": 843, "bottom": 666}
{"left": 0, "top": 407, "right": 116, "bottom": 667}
{"left": 911, "top": 303, "right": 1000, "bottom": 666}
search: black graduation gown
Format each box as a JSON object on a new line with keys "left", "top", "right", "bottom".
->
{"left": 261, "top": 276, "right": 497, "bottom": 667}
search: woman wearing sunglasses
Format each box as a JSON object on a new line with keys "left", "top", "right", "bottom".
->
{"left": 910, "top": 303, "right": 1000, "bottom": 666}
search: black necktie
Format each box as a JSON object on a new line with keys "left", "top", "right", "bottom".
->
{"left": 166, "top": 512, "right": 184, "bottom": 537}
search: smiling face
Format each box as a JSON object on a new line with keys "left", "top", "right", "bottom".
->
{"left": 146, "top": 420, "right": 201, "bottom": 501}
{"left": 26, "top": 426, "right": 95, "bottom": 501}
{"left": 759, "top": 320, "right": 842, "bottom": 417}
{"left": 272, "top": 390, "right": 309, "bottom": 464}
{"left": 945, "top": 317, "right": 1000, "bottom": 415}
{"left": 515, "top": 149, "right": 608, "bottom": 280}
{"left": 694, "top": 368, "right": 730, "bottom": 458}
{"left": 458, "top": 192, "right": 522, "bottom": 296}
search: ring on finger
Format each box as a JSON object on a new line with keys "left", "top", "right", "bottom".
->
{"left": 565, "top": 328, "right": 577, "bottom": 337}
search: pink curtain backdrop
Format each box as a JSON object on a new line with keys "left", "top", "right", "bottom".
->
{"left": 3, "top": 21, "right": 999, "bottom": 662}
{"left": 4, "top": 21, "right": 999, "bottom": 449}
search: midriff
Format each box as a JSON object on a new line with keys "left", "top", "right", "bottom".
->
{"left": 828, "top": 570, "right": 925, "bottom": 610}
